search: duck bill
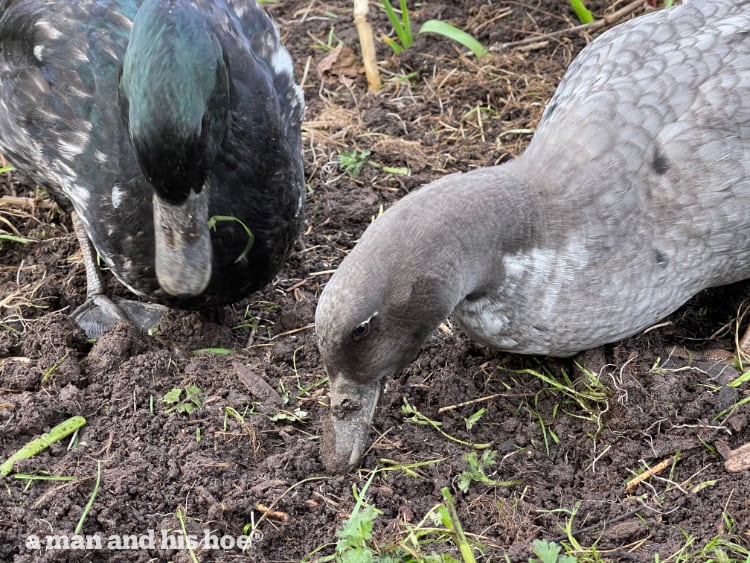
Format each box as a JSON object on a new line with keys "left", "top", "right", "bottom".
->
{"left": 153, "top": 190, "right": 212, "bottom": 297}
{"left": 321, "top": 375, "right": 382, "bottom": 474}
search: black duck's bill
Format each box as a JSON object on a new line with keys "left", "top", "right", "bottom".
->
{"left": 153, "top": 190, "right": 212, "bottom": 297}
{"left": 321, "top": 375, "right": 382, "bottom": 473}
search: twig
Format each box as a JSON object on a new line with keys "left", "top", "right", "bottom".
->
{"left": 254, "top": 503, "right": 289, "bottom": 522}
{"left": 353, "top": 0, "right": 382, "bottom": 89}
{"left": 0, "top": 195, "right": 58, "bottom": 210}
{"left": 495, "top": 0, "right": 649, "bottom": 51}
{"left": 624, "top": 452, "right": 680, "bottom": 493}
{"left": 437, "top": 391, "right": 534, "bottom": 413}
{"left": 270, "top": 323, "right": 315, "bottom": 340}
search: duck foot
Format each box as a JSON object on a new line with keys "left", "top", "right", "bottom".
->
{"left": 69, "top": 211, "right": 167, "bottom": 338}
{"left": 71, "top": 294, "right": 166, "bottom": 339}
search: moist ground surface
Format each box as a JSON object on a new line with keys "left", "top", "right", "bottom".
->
{"left": 1, "top": 1, "right": 749, "bottom": 561}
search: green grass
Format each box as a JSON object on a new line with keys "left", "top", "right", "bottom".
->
{"left": 402, "top": 397, "right": 492, "bottom": 450}
{"left": 40, "top": 352, "right": 69, "bottom": 386}
{"left": 208, "top": 215, "right": 254, "bottom": 263}
{"left": 0, "top": 233, "right": 31, "bottom": 244}
{"left": 310, "top": 469, "right": 487, "bottom": 562}
{"left": 175, "top": 506, "right": 200, "bottom": 563}
{"left": 381, "top": 0, "right": 486, "bottom": 57}
{"left": 495, "top": 362, "right": 611, "bottom": 453}
{"left": 570, "top": 1, "right": 675, "bottom": 25}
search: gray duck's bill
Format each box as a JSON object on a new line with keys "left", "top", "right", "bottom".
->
{"left": 321, "top": 375, "right": 382, "bottom": 473}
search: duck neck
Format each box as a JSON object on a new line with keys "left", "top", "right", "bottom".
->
{"left": 377, "top": 160, "right": 541, "bottom": 317}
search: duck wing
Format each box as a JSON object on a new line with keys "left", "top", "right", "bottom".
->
{"left": 0, "top": 1, "right": 138, "bottom": 210}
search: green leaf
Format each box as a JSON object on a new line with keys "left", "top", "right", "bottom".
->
{"left": 339, "top": 149, "right": 372, "bottom": 178}
{"left": 418, "top": 20, "right": 487, "bottom": 58}
{"left": 531, "top": 539, "right": 577, "bottom": 563}
{"left": 162, "top": 388, "right": 183, "bottom": 405}
{"left": 381, "top": 0, "right": 413, "bottom": 50}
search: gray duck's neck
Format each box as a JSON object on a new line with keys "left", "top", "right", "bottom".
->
{"left": 361, "top": 160, "right": 542, "bottom": 312}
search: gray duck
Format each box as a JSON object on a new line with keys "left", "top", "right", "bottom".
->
{"left": 315, "top": 0, "right": 750, "bottom": 473}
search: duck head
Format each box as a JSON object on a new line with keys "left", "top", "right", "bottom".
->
{"left": 315, "top": 205, "right": 462, "bottom": 473}
{"left": 119, "top": 0, "right": 230, "bottom": 297}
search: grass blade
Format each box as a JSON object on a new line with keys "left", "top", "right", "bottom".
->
{"left": 74, "top": 460, "right": 102, "bottom": 534}
{"left": 399, "top": 0, "right": 412, "bottom": 48}
{"left": 382, "top": 0, "right": 411, "bottom": 49}
{"left": 419, "top": 20, "right": 487, "bottom": 57}
{"left": 1, "top": 415, "right": 86, "bottom": 477}
{"left": 0, "top": 234, "right": 31, "bottom": 244}
{"left": 569, "top": 0, "right": 594, "bottom": 24}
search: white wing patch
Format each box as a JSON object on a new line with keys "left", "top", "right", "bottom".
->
{"left": 111, "top": 184, "right": 125, "bottom": 208}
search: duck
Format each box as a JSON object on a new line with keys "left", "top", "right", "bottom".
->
{"left": 0, "top": 0, "right": 305, "bottom": 337}
{"left": 315, "top": 0, "right": 750, "bottom": 473}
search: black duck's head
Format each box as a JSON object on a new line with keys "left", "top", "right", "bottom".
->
{"left": 119, "top": 0, "right": 230, "bottom": 297}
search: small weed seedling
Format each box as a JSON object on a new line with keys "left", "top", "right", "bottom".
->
{"left": 457, "top": 450, "right": 521, "bottom": 493}
{"left": 530, "top": 539, "right": 576, "bottom": 563}
{"left": 338, "top": 148, "right": 409, "bottom": 178}
{"left": 267, "top": 407, "right": 310, "bottom": 424}
{"left": 339, "top": 148, "right": 370, "bottom": 177}
{"left": 162, "top": 385, "right": 204, "bottom": 415}
{"left": 315, "top": 472, "right": 400, "bottom": 562}
{"left": 536, "top": 503, "right": 603, "bottom": 561}
{"left": 464, "top": 407, "right": 486, "bottom": 432}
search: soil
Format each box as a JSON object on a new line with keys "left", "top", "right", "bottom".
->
{"left": 1, "top": 1, "right": 749, "bottom": 561}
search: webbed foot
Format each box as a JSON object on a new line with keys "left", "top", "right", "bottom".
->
{"left": 69, "top": 211, "right": 167, "bottom": 338}
{"left": 72, "top": 294, "right": 166, "bottom": 339}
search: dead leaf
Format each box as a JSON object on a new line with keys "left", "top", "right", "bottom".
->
{"left": 316, "top": 43, "right": 364, "bottom": 86}
{"left": 233, "top": 360, "right": 282, "bottom": 406}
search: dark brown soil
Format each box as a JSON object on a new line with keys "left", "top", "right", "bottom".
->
{"left": 1, "top": 1, "right": 749, "bottom": 561}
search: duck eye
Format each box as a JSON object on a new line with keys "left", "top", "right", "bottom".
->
{"left": 351, "top": 321, "right": 370, "bottom": 341}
